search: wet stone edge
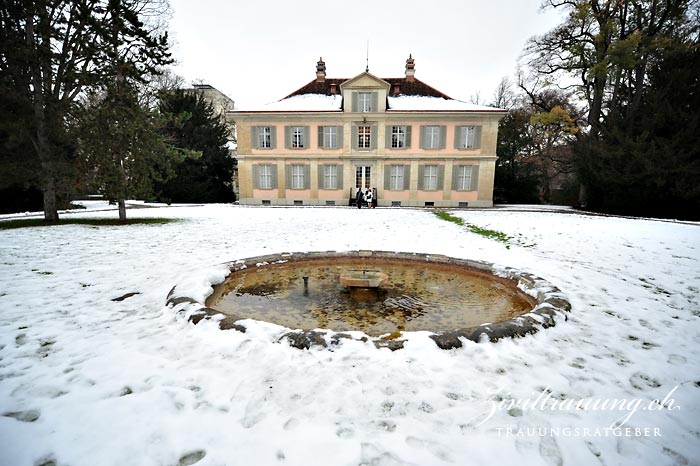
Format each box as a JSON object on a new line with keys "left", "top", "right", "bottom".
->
{"left": 166, "top": 251, "right": 572, "bottom": 351}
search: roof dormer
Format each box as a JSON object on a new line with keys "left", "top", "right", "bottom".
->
{"left": 340, "top": 72, "right": 391, "bottom": 113}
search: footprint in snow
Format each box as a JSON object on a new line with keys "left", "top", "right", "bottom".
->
{"left": 283, "top": 417, "right": 299, "bottom": 431}
{"left": 175, "top": 450, "right": 206, "bottom": 466}
{"left": 3, "top": 409, "right": 40, "bottom": 422}
{"left": 629, "top": 372, "right": 662, "bottom": 391}
{"left": 539, "top": 435, "right": 564, "bottom": 466}
{"left": 667, "top": 354, "right": 687, "bottom": 365}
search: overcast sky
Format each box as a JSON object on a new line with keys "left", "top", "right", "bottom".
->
{"left": 166, "top": 0, "right": 563, "bottom": 109}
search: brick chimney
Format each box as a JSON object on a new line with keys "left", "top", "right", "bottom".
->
{"left": 405, "top": 54, "right": 415, "bottom": 82}
{"left": 316, "top": 57, "right": 326, "bottom": 83}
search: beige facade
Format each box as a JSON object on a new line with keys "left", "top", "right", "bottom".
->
{"left": 230, "top": 58, "right": 505, "bottom": 207}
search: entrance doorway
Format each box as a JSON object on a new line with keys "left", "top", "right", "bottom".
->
{"left": 355, "top": 166, "right": 371, "bottom": 191}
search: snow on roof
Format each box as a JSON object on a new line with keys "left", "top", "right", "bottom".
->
{"left": 236, "top": 94, "right": 504, "bottom": 113}
{"left": 241, "top": 94, "right": 343, "bottom": 112}
{"left": 387, "top": 95, "right": 503, "bottom": 112}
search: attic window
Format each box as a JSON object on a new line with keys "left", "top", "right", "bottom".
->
{"left": 393, "top": 83, "right": 401, "bottom": 95}
{"left": 359, "top": 92, "right": 372, "bottom": 112}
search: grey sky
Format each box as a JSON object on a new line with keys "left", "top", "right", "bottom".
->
{"left": 167, "top": 0, "right": 562, "bottom": 109}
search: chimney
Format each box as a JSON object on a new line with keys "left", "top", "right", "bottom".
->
{"left": 405, "top": 54, "right": 415, "bottom": 82}
{"left": 316, "top": 57, "right": 326, "bottom": 83}
{"left": 329, "top": 82, "right": 337, "bottom": 94}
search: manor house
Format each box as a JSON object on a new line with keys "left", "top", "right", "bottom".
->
{"left": 230, "top": 56, "right": 505, "bottom": 207}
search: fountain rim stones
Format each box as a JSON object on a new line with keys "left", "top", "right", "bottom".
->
{"left": 166, "top": 250, "right": 572, "bottom": 350}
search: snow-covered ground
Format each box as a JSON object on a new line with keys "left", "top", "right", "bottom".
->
{"left": 1, "top": 204, "right": 698, "bottom": 466}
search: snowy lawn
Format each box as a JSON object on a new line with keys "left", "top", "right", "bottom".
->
{"left": 0, "top": 204, "right": 698, "bottom": 466}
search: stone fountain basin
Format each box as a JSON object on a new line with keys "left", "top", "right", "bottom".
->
{"left": 166, "top": 250, "right": 572, "bottom": 351}
{"left": 339, "top": 270, "right": 388, "bottom": 288}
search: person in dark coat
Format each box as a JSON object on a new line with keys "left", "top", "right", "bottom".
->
{"left": 356, "top": 188, "right": 364, "bottom": 208}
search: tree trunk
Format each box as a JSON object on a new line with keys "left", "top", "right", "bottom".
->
{"left": 118, "top": 199, "right": 127, "bottom": 222}
{"left": 27, "top": 6, "right": 59, "bottom": 222}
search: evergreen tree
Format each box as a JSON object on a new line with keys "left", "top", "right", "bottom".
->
{"left": 157, "top": 89, "right": 234, "bottom": 203}
{"left": 579, "top": 42, "right": 700, "bottom": 218}
{"left": 1, "top": 0, "right": 171, "bottom": 221}
{"left": 79, "top": 83, "right": 183, "bottom": 220}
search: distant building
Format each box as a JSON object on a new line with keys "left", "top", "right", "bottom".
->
{"left": 230, "top": 56, "right": 506, "bottom": 207}
{"left": 185, "top": 84, "right": 239, "bottom": 199}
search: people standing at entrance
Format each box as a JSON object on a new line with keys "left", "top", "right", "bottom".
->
{"left": 371, "top": 188, "right": 377, "bottom": 208}
{"left": 356, "top": 188, "right": 364, "bottom": 209}
{"left": 365, "top": 188, "right": 374, "bottom": 209}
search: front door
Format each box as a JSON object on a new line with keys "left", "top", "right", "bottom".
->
{"left": 355, "top": 166, "right": 371, "bottom": 192}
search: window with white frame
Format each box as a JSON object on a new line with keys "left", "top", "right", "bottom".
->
{"left": 391, "top": 126, "right": 406, "bottom": 148}
{"left": 258, "top": 164, "right": 273, "bottom": 189}
{"left": 359, "top": 92, "right": 372, "bottom": 112}
{"left": 425, "top": 126, "right": 441, "bottom": 149}
{"left": 423, "top": 165, "right": 438, "bottom": 190}
{"left": 322, "top": 165, "right": 338, "bottom": 189}
{"left": 461, "top": 126, "right": 475, "bottom": 148}
{"left": 290, "top": 165, "right": 305, "bottom": 189}
{"left": 358, "top": 126, "right": 371, "bottom": 149}
{"left": 456, "top": 165, "right": 473, "bottom": 190}
{"left": 292, "top": 126, "right": 305, "bottom": 148}
{"left": 258, "top": 126, "right": 272, "bottom": 148}
{"left": 389, "top": 165, "right": 404, "bottom": 190}
{"left": 323, "top": 126, "right": 337, "bottom": 148}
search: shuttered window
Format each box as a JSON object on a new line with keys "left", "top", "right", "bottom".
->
{"left": 318, "top": 126, "right": 343, "bottom": 149}
{"left": 453, "top": 165, "right": 479, "bottom": 191}
{"left": 384, "top": 165, "right": 410, "bottom": 191}
{"left": 386, "top": 125, "right": 412, "bottom": 149}
{"left": 455, "top": 125, "right": 482, "bottom": 149}
{"left": 420, "top": 125, "right": 446, "bottom": 149}
{"left": 319, "top": 164, "right": 344, "bottom": 189}
{"left": 353, "top": 92, "right": 378, "bottom": 112}
{"left": 284, "top": 126, "right": 309, "bottom": 149}
{"left": 252, "top": 126, "right": 276, "bottom": 149}
{"left": 253, "top": 164, "right": 277, "bottom": 189}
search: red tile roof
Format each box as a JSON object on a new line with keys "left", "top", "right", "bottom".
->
{"left": 284, "top": 77, "right": 451, "bottom": 100}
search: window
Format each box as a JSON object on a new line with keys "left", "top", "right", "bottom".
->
{"left": 426, "top": 126, "right": 440, "bottom": 148}
{"left": 318, "top": 126, "right": 343, "bottom": 149}
{"left": 253, "top": 126, "right": 275, "bottom": 149}
{"left": 455, "top": 165, "right": 472, "bottom": 190}
{"left": 291, "top": 165, "right": 305, "bottom": 189}
{"left": 423, "top": 165, "right": 438, "bottom": 190}
{"left": 461, "top": 126, "right": 475, "bottom": 149}
{"left": 389, "top": 165, "right": 404, "bottom": 190}
{"left": 292, "top": 127, "right": 304, "bottom": 148}
{"left": 359, "top": 92, "right": 372, "bottom": 112}
{"left": 322, "top": 165, "right": 338, "bottom": 189}
{"left": 421, "top": 125, "right": 444, "bottom": 149}
{"left": 258, "top": 126, "right": 272, "bottom": 148}
{"left": 358, "top": 126, "right": 371, "bottom": 149}
{"left": 392, "top": 126, "right": 406, "bottom": 148}
{"left": 285, "top": 126, "right": 309, "bottom": 149}
{"left": 258, "top": 164, "right": 273, "bottom": 189}
{"left": 455, "top": 125, "right": 481, "bottom": 149}
{"left": 323, "top": 126, "right": 337, "bottom": 148}
{"left": 454, "top": 165, "right": 478, "bottom": 191}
